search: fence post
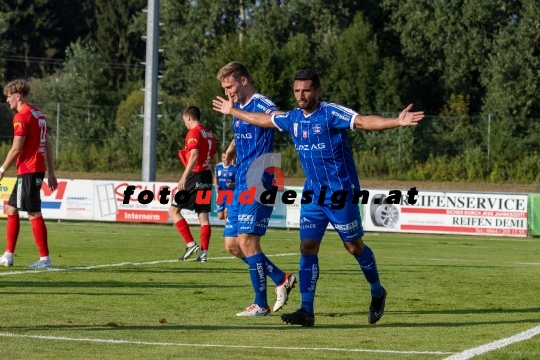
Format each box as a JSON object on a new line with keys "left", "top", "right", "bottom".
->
{"left": 56, "top": 103, "right": 60, "bottom": 159}
{"left": 487, "top": 114, "right": 491, "bottom": 172}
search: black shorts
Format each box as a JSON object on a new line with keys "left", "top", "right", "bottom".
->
{"left": 8, "top": 172, "right": 45, "bottom": 212}
{"left": 171, "top": 169, "right": 213, "bottom": 213}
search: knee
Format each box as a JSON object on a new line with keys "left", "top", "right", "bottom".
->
{"left": 224, "top": 239, "right": 242, "bottom": 258}
{"left": 343, "top": 239, "right": 365, "bottom": 257}
{"left": 300, "top": 240, "right": 319, "bottom": 255}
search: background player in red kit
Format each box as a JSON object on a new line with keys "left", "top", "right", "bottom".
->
{"left": 0, "top": 79, "right": 58, "bottom": 269}
{"left": 170, "top": 106, "right": 217, "bottom": 262}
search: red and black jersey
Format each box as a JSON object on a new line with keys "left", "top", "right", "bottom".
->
{"left": 13, "top": 104, "right": 47, "bottom": 175}
{"left": 178, "top": 125, "right": 216, "bottom": 172}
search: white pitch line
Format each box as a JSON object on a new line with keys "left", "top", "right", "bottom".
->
{"left": 384, "top": 256, "right": 540, "bottom": 266}
{"left": 0, "top": 253, "right": 298, "bottom": 277}
{"left": 444, "top": 325, "right": 540, "bottom": 360}
{"left": 0, "top": 332, "right": 454, "bottom": 355}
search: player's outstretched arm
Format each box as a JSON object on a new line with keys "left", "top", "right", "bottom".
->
{"left": 354, "top": 104, "right": 424, "bottom": 131}
{"left": 0, "top": 135, "right": 25, "bottom": 181}
{"left": 212, "top": 94, "right": 277, "bottom": 128}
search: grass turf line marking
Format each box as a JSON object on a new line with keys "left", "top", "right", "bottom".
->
{"left": 444, "top": 324, "right": 540, "bottom": 360}
{"left": 0, "top": 332, "right": 454, "bottom": 355}
{"left": 0, "top": 253, "right": 298, "bottom": 277}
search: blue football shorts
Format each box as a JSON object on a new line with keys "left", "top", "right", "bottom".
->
{"left": 223, "top": 189, "right": 274, "bottom": 237}
{"left": 299, "top": 201, "right": 364, "bottom": 242}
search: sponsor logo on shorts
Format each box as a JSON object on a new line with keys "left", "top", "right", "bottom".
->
{"left": 238, "top": 214, "right": 253, "bottom": 222}
{"left": 36, "top": 178, "right": 42, "bottom": 186}
{"left": 346, "top": 233, "right": 359, "bottom": 239}
{"left": 300, "top": 217, "right": 311, "bottom": 223}
{"left": 255, "top": 217, "right": 270, "bottom": 227}
{"left": 195, "top": 182, "right": 212, "bottom": 189}
{"left": 301, "top": 224, "right": 317, "bottom": 229}
{"left": 334, "top": 220, "right": 358, "bottom": 232}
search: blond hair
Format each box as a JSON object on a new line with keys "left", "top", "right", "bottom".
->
{"left": 216, "top": 61, "right": 251, "bottom": 83}
{"left": 3, "top": 79, "right": 30, "bottom": 97}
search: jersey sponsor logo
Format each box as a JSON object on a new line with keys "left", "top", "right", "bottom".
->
{"left": 334, "top": 220, "right": 358, "bottom": 232}
{"left": 331, "top": 110, "right": 350, "bottom": 121}
{"left": 217, "top": 170, "right": 222, "bottom": 176}
{"left": 235, "top": 133, "right": 252, "bottom": 139}
{"left": 295, "top": 143, "right": 326, "bottom": 151}
{"left": 312, "top": 124, "right": 322, "bottom": 134}
{"left": 187, "top": 137, "right": 198, "bottom": 145}
{"left": 293, "top": 123, "right": 298, "bottom": 137}
{"left": 30, "top": 109, "right": 44, "bottom": 119}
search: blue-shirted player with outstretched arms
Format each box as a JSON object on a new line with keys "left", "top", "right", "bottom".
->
{"left": 216, "top": 62, "right": 296, "bottom": 317}
{"left": 213, "top": 69, "right": 424, "bottom": 326}
{"left": 214, "top": 152, "right": 236, "bottom": 221}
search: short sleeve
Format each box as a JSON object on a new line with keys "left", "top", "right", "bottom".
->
{"left": 271, "top": 112, "right": 292, "bottom": 133}
{"left": 184, "top": 129, "right": 200, "bottom": 151}
{"left": 13, "top": 113, "right": 26, "bottom": 136}
{"left": 328, "top": 103, "right": 358, "bottom": 130}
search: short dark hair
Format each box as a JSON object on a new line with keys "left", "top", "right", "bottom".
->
{"left": 183, "top": 106, "right": 201, "bottom": 121}
{"left": 293, "top": 69, "right": 321, "bottom": 89}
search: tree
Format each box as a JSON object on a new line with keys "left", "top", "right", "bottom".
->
{"left": 0, "top": 0, "right": 93, "bottom": 80}
{"left": 40, "top": 40, "right": 117, "bottom": 144}
{"left": 91, "top": 0, "right": 147, "bottom": 90}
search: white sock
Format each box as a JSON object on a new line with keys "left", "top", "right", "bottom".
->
{"left": 40, "top": 255, "right": 50, "bottom": 261}
{"left": 4, "top": 252, "right": 13, "bottom": 258}
{"left": 200, "top": 250, "right": 207, "bottom": 256}
{"left": 186, "top": 241, "right": 195, "bottom": 248}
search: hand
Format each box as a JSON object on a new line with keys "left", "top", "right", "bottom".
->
{"left": 226, "top": 182, "right": 235, "bottom": 189}
{"left": 48, "top": 174, "right": 58, "bottom": 191}
{"left": 212, "top": 94, "right": 234, "bottom": 115}
{"left": 398, "top": 104, "right": 425, "bottom": 126}
{"left": 178, "top": 176, "right": 187, "bottom": 191}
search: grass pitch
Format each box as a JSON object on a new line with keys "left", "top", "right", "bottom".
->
{"left": 0, "top": 220, "right": 539, "bottom": 359}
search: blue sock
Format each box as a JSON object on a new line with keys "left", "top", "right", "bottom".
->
{"left": 245, "top": 253, "right": 268, "bottom": 308}
{"left": 241, "top": 256, "right": 248, "bottom": 264}
{"left": 263, "top": 254, "right": 286, "bottom": 286}
{"left": 299, "top": 254, "right": 319, "bottom": 315}
{"left": 355, "top": 245, "right": 384, "bottom": 298}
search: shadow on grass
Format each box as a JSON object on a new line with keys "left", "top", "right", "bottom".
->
{"left": 0, "top": 280, "right": 242, "bottom": 290}
{"left": 4, "top": 315, "right": 540, "bottom": 331}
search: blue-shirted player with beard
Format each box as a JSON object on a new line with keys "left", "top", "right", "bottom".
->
{"left": 214, "top": 152, "right": 236, "bottom": 221}
{"left": 213, "top": 69, "right": 424, "bottom": 326}
{"left": 216, "top": 61, "right": 296, "bottom": 317}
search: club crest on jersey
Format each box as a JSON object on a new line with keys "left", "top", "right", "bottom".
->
{"left": 235, "top": 120, "right": 240, "bottom": 127}
{"left": 303, "top": 130, "right": 308, "bottom": 138}
{"left": 312, "top": 124, "right": 322, "bottom": 134}
{"left": 293, "top": 123, "right": 298, "bottom": 137}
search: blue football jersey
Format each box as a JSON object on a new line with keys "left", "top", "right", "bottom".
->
{"left": 272, "top": 102, "right": 360, "bottom": 204}
{"left": 233, "top": 93, "right": 277, "bottom": 190}
{"left": 215, "top": 162, "right": 236, "bottom": 191}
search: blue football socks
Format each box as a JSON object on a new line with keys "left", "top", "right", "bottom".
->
{"left": 355, "top": 245, "right": 384, "bottom": 298}
{"left": 263, "top": 254, "right": 286, "bottom": 286}
{"left": 245, "top": 253, "right": 268, "bottom": 308}
{"left": 299, "top": 254, "right": 319, "bottom": 315}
